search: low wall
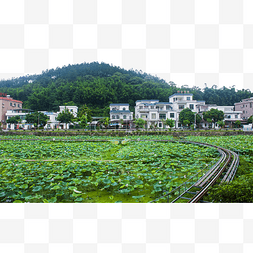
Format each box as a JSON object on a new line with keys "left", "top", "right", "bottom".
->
{"left": 1, "top": 129, "right": 253, "bottom": 137}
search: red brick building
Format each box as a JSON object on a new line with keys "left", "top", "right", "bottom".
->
{"left": 0, "top": 94, "right": 23, "bottom": 126}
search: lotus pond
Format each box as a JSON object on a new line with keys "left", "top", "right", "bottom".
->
{"left": 0, "top": 136, "right": 221, "bottom": 203}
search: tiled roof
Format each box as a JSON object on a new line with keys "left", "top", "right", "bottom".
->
{"left": 0, "top": 97, "right": 23, "bottom": 103}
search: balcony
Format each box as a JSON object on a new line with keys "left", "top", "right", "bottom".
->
{"left": 137, "top": 108, "right": 149, "bottom": 112}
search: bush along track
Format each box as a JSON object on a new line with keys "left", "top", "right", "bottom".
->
{"left": 185, "top": 135, "right": 253, "bottom": 203}
{"left": 0, "top": 137, "right": 220, "bottom": 203}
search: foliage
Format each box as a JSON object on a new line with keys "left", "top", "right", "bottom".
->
{"left": 134, "top": 118, "right": 146, "bottom": 129}
{"left": 57, "top": 107, "right": 74, "bottom": 124}
{"left": 102, "top": 117, "right": 110, "bottom": 129}
{"left": 79, "top": 114, "right": 88, "bottom": 129}
{"left": 206, "top": 179, "right": 253, "bottom": 203}
{"left": 0, "top": 137, "right": 219, "bottom": 203}
{"left": 77, "top": 104, "right": 92, "bottom": 122}
{"left": 179, "top": 108, "right": 194, "bottom": 125}
{"left": 25, "top": 112, "right": 49, "bottom": 127}
{"left": 203, "top": 108, "right": 224, "bottom": 125}
{"left": 165, "top": 118, "right": 175, "bottom": 129}
{"left": 247, "top": 115, "right": 253, "bottom": 124}
{"left": 234, "top": 120, "right": 241, "bottom": 128}
{"left": 217, "top": 120, "right": 225, "bottom": 128}
{"left": 196, "top": 114, "right": 202, "bottom": 124}
{"left": 6, "top": 115, "right": 21, "bottom": 124}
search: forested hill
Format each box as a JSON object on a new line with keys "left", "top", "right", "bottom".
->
{"left": 0, "top": 62, "right": 252, "bottom": 116}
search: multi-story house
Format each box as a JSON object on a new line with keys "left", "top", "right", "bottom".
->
{"left": 234, "top": 97, "right": 253, "bottom": 121}
{"left": 168, "top": 91, "right": 205, "bottom": 128}
{"left": 0, "top": 94, "right": 23, "bottom": 127}
{"left": 197, "top": 104, "right": 242, "bottom": 128}
{"left": 109, "top": 103, "right": 133, "bottom": 128}
{"left": 135, "top": 99, "right": 176, "bottom": 128}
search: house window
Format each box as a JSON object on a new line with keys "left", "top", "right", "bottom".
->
{"left": 173, "top": 98, "right": 176, "bottom": 102}
{"left": 139, "top": 106, "right": 143, "bottom": 109}
{"left": 116, "top": 115, "right": 119, "bottom": 119}
{"left": 123, "top": 107, "right": 125, "bottom": 110}
{"left": 243, "top": 111, "right": 245, "bottom": 114}
{"left": 166, "top": 105, "right": 170, "bottom": 110}
{"left": 170, "top": 113, "right": 174, "bottom": 118}
{"left": 250, "top": 103, "right": 252, "bottom": 108}
{"left": 187, "top": 97, "right": 191, "bottom": 100}
{"left": 179, "top": 105, "right": 184, "bottom": 109}
{"left": 227, "top": 115, "right": 231, "bottom": 119}
{"left": 189, "top": 104, "right": 194, "bottom": 110}
{"left": 159, "top": 114, "right": 166, "bottom": 120}
{"left": 18, "top": 104, "right": 20, "bottom": 108}
{"left": 235, "top": 115, "right": 238, "bottom": 118}
{"left": 151, "top": 113, "right": 156, "bottom": 119}
{"left": 159, "top": 122, "right": 162, "bottom": 128}
{"left": 10, "top": 102, "right": 12, "bottom": 106}
{"left": 123, "top": 115, "right": 126, "bottom": 119}
{"left": 151, "top": 106, "right": 154, "bottom": 109}
{"left": 112, "top": 115, "right": 115, "bottom": 119}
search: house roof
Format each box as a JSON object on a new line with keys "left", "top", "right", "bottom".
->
{"left": 110, "top": 103, "right": 129, "bottom": 106}
{"left": 169, "top": 93, "right": 193, "bottom": 98}
{"left": 136, "top": 99, "right": 159, "bottom": 102}
{"left": 0, "top": 97, "right": 23, "bottom": 103}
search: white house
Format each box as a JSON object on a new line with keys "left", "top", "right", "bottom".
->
{"left": 135, "top": 100, "right": 176, "bottom": 129}
{"left": 197, "top": 104, "right": 242, "bottom": 128}
{"left": 109, "top": 103, "right": 133, "bottom": 128}
{"left": 6, "top": 106, "right": 78, "bottom": 130}
{"left": 59, "top": 106, "right": 78, "bottom": 117}
{"left": 40, "top": 111, "right": 59, "bottom": 129}
{"left": 168, "top": 92, "right": 206, "bottom": 128}
{"left": 5, "top": 109, "right": 33, "bottom": 130}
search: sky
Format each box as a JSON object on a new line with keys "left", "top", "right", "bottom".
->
{"left": 0, "top": 0, "right": 252, "bottom": 92}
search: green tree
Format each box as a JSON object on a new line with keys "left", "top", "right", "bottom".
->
{"left": 183, "top": 120, "right": 190, "bottom": 127}
{"left": 165, "top": 118, "right": 175, "bottom": 129}
{"left": 206, "top": 118, "right": 212, "bottom": 129}
{"left": 234, "top": 120, "right": 241, "bottom": 128}
{"left": 56, "top": 108, "right": 74, "bottom": 124}
{"left": 25, "top": 112, "right": 49, "bottom": 127}
{"left": 203, "top": 108, "right": 224, "bottom": 128}
{"left": 103, "top": 117, "right": 110, "bottom": 129}
{"left": 77, "top": 104, "right": 92, "bottom": 123}
{"left": 7, "top": 115, "right": 21, "bottom": 124}
{"left": 247, "top": 115, "right": 253, "bottom": 124}
{"left": 217, "top": 120, "right": 225, "bottom": 128}
{"left": 134, "top": 118, "right": 145, "bottom": 129}
{"left": 79, "top": 114, "right": 87, "bottom": 130}
{"left": 179, "top": 108, "right": 195, "bottom": 126}
{"left": 196, "top": 114, "right": 202, "bottom": 123}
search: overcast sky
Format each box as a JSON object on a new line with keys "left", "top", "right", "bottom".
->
{"left": 0, "top": 0, "right": 252, "bottom": 92}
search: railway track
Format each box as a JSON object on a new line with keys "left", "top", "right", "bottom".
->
{"left": 150, "top": 140, "right": 239, "bottom": 203}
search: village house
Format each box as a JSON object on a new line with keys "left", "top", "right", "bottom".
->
{"left": 109, "top": 103, "right": 133, "bottom": 128}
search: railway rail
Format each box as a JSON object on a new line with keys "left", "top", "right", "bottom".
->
{"left": 150, "top": 140, "right": 239, "bottom": 203}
